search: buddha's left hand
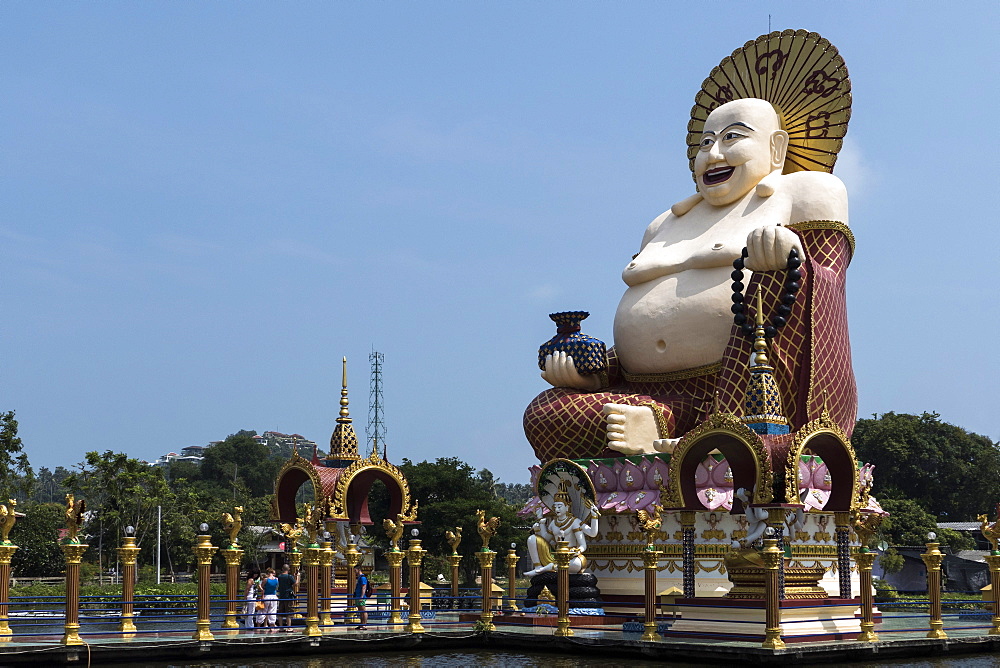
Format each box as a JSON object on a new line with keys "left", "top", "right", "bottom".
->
{"left": 744, "top": 225, "right": 804, "bottom": 272}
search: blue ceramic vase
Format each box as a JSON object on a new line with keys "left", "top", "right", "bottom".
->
{"left": 537, "top": 311, "right": 607, "bottom": 375}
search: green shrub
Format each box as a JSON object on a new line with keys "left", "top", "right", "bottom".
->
{"left": 873, "top": 578, "right": 899, "bottom": 602}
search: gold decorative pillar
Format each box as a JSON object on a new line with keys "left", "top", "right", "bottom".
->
{"left": 505, "top": 545, "right": 518, "bottom": 612}
{"left": 852, "top": 510, "right": 882, "bottom": 643}
{"left": 221, "top": 547, "right": 243, "bottom": 630}
{"left": 679, "top": 511, "right": 696, "bottom": 598}
{"left": 406, "top": 534, "right": 425, "bottom": 634}
{"left": 319, "top": 538, "right": 334, "bottom": 627}
{"left": 303, "top": 545, "right": 322, "bottom": 636}
{"left": 386, "top": 549, "right": 405, "bottom": 625}
{"left": 761, "top": 532, "right": 785, "bottom": 650}
{"left": 986, "top": 552, "right": 1000, "bottom": 636}
{"left": 641, "top": 545, "right": 661, "bottom": 641}
{"left": 60, "top": 542, "right": 88, "bottom": 646}
{"left": 449, "top": 554, "right": 461, "bottom": 609}
{"left": 117, "top": 530, "right": 141, "bottom": 634}
{"left": 553, "top": 539, "right": 573, "bottom": 637}
{"left": 834, "top": 511, "right": 852, "bottom": 599}
{"left": 765, "top": 507, "right": 787, "bottom": 600}
{"left": 287, "top": 549, "right": 303, "bottom": 620}
{"left": 477, "top": 549, "right": 496, "bottom": 631}
{"left": 921, "top": 535, "right": 947, "bottom": 639}
{"left": 344, "top": 538, "right": 360, "bottom": 625}
{"left": 192, "top": 530, "right": 217, "bottom": 642}
{"left": 0, "top": 542, "right": 16, "bottom": 638}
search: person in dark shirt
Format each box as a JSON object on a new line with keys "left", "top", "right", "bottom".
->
{"left": 353, "top": 566, "right": 368, "bottom": 630}
{"left": 277, "top": 563, "right": 299, "bottom": 630}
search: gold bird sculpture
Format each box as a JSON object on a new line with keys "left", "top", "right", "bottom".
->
{"left": 383, "top": 513, "right": 405, "bottom": 552}
{"left": 0, "top": 499, "right": 16, "bottom": 543}
{"left": 221, "top": 506, "right": 243, "bottom": 547}
{"left": 476, "top": 509, "right": 500, "bottom": 550}
{"left": 979, "top": 503, "right": 1000, "bottom": 553}
{"left": 444, "top": 526, "right": 462, "bottom": 555}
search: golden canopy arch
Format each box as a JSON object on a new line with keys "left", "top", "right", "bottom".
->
{"left": 272, "top": 450, "right": 417, "bottom": 526}
{"left": 784, "top": 412, "right": 858, "bottom": 512}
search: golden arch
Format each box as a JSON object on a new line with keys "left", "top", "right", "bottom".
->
{"left": 784, "top": 412, "right": 858, "bottom": 512}
{"left": 661, "top": 413, "right": 773, "bottom": 510}
{"left": 272, "top": 451, "right": 416, "bottom": 526}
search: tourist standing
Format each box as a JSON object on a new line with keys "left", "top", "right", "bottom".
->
{"left": 243, "top": 570, "right": 261, "bottom": 629}
{"left": 353, "top": 566, "right": 369, "bottom": 630}
{"left": 261, "top": 567, "right": 279, "bottom": 631}
{"left": 277, "top": 563, "right": 299, "bottom": 631}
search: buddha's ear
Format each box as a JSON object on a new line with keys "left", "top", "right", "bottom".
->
{"left": 770, "top": 130, "right": 789, "bottom": 169}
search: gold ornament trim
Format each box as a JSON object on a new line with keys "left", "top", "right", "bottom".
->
{"left": 661, "top": 413, "right": 772, "bottom": 508}
{"left": 622, "top": 361, "right": 722, "bottom": 384}
{"left": 687, "top": 29, "right": 851, "bottom": 176}
{"left": 784, "top": 411, "right": 857, "bottom": 509}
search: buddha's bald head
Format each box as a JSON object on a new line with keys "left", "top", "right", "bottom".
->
{"left": 694, "top": 98, "right": 788, "bottom": 206}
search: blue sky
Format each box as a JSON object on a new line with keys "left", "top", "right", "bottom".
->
{"left": 3, "top": 3, "right": 998, "bottom": 485}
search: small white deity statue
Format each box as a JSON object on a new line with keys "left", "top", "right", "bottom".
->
{"left": 732, "top": 487, "right": 770, "bottom": 550}
{"left": 525, "top": 482, "right": 600, "bottom": 577}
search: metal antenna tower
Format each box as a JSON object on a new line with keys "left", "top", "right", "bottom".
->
{"left": 367, "top": 351, "right": 386, "bottom": 458}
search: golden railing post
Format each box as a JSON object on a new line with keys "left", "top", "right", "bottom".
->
{"left": 386, "top": 549, "right": 405, "bottom": 625}
{"left": 642, "top": 545, "right": 661, "bottom": 642}
{"left": 192, "top": 527, "right": 217, "bottom": 641}
{"left": 60, "top": 541, "right": 88, "bottom": 646}
{"left": 505, "top": 545, "right": 518, "bottom": 612}
{"left": 344, "top": 537, "right": 360, "bottom": 625}
{"left": 221, "top": 546, "right": 243, "bottom": 631}
{"left": 303, "top": 543, "right": 322, "bottom": 636}
{"left": 287, "top": 548, "right": 303, "bottom": 620}
{"left": 117, "top": 528, "right": 141, "bottom": 634}
{"left": 986, "top": 552, "right": 1000, "bottom": 636}
{"left": 761, "top": 531, "right": 785, "bottom": 650}
{"left": 449, "top": 554, "right": 461, "bottom": 609}
{"left": 553, "top": 538, "right": 573, "bottom": 637}
{"left": 477, "top": 549, "right": 496, "bottom": 631}
{"left": 922, "top": 534, "right": 947, "bottom": 639}
{"left": 319, "top": 537, "right": 334, "bottom": 627}
{"left": 406, "top": 531, "right": 425, "bottom": 634}
{"left": 0, "top": 542, "right": 16, "bottom": 639}
{"left": 853, "top": 509, "right": 882, "bottom": 643}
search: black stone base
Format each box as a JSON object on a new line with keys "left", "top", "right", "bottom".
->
{"left": 524, "top": 571, "right": 602, "bottom": 608}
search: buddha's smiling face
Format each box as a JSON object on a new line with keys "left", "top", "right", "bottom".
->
{"left": 694, "top": 99, "right": 787, "bottom": 206}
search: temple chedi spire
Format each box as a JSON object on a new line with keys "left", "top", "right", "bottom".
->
{"left": 741, "top": 291, "right": 790, "bottom": 436}
{"left": 328, "top": 357, "right": 361, "bottom": 463}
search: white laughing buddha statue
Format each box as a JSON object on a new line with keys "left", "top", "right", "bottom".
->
{"left": 524, "top": 97, "right": 856, "bottom": 460}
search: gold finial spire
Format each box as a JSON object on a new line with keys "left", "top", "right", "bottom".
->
{"left": 329, "top": 356, "right": 360, "bottom": 462}
{"left": 339, "top": 357, "right": 350, "bottom": 420}
{"left": 751, "top": 289, "right": 770, "bottom": 368}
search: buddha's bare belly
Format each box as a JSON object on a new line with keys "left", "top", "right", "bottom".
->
{"left": 613, "top": 266, "right": 734, "bottom": 374}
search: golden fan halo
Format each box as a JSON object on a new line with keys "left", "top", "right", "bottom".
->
{"left": 687, "top": 29, "right": 851, "bottom": 176}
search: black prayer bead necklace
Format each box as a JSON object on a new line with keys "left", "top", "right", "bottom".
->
{"left": 730, "top": 247, "right": 802, "bottom": 339}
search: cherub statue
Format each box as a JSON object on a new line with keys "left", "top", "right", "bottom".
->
{"left": 383, "top": 513, "right": 405, "bottom": 552}
{"left": 476, "top": 509, "right": 500, "bottom": 551}
{"left": 64, "top": 493, "right": 86, "bottom": 544}
{"left": 0, "top": 499, "right": 17, "bottom": 544}
{"left": 444, "top": 526, "right": 462, "bottom": 555}
{"left": 221, "top": 506, "right": 243, "bottom": 547}
{"left": 302, "top": 504, "right": 323, "bottom": 545}
{"left": 978, "top": 503, "right": 1000, "bottom": 553}
{"left": 636, "top": 504, "right": 662, "bottom": 549}
{"left": 279, "top": 519, "right": 305, "bottom": 550}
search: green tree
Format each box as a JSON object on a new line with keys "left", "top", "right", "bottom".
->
{"left": 63, "top": 451, "right": 173, "bottom": 574}
{"left": 853, "top": 412, "right": 1000, "bottom": 520}
{"left": 10, "top": 503, "right": 66, "bottom": 576}
{"left": 199, "top": 431, "right": 280, "bottom": 498}
{"left": 0, "top": 411, "right": 34, "bottom": 500}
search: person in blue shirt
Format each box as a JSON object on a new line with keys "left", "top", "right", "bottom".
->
{"left": 261, "top": 567, "right": 279, "bottom": 631}
{"left": 353, "top": 566, "right": 369, "bottom": 630}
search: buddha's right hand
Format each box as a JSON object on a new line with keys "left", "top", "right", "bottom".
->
{"left": 541, "top": 351, "right": 601, "bottom": 391}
